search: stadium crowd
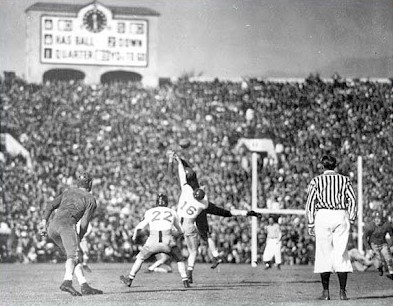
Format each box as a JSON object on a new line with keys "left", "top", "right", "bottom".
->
{"left": 1, "top": 73, "right": 392, "bottom": 266}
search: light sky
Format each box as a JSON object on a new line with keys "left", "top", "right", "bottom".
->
{"left": 1, "top": 0, "right": 392, "bottom": 80}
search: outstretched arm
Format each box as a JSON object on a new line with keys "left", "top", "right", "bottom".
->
{"left": 174, "top": 154, "right": 187, "bottom": 187}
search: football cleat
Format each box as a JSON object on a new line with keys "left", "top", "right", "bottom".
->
{"left": 60, "top": 280, "right": 82, "bottom": 296}
{"left": 81, "top": 283, "right": 103, "bottom": 295}
{"left": 378, "top": 266, "right": 384, "bottom": 276}
{"left": 386, "top": 274, "right": 393, "bottom": 280}
{"left": 120, "top": 275, "right": 133, "bottom": 287}
{"left": 183, "top": 279, "right": 191, "bottom": 288}
{"left": 339, "top": 289, "right": 349, "bottom": 300}
{"left": 211, "top": 256, "right": 223, "bottom": 269}
{"left": 187, "top": 270, "right": 193, "bottom": 284}
{"left": 144, "top": 269, "right": 154, "bottom": 273}
{"left": 318, "top": 289, "right": 330, "bottom": 300}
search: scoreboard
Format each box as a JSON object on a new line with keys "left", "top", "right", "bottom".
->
{"left": 40, "top": 5, "right": 148, "bottom": 67}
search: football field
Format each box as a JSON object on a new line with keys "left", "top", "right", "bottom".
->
{"left": 1, "top": 263, "right": 392, "bottom": 306}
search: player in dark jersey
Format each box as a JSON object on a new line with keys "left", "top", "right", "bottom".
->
{"left": 167, "top": 151, "right": 261, "bottom": 282}
{"left": 39, "top": 172, "right": 103, "bottom": 296}
{"left": 363, "top": 211, "right": 393, "bottom": 280}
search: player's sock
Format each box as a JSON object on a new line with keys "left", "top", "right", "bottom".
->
{"left": 208, "top": 237, "right": 219, "bottom": 257}
{"left": 187, "top": 267, "right": 194, "bottom": 283}
{"left": 74, "top": 263, "right": 87, "bottom": 285}
{"left": 177, "top": 261, "right": 188, "bottom": 279}
{"left": 129, "top": 258, "right": 144, "bottom": 277}
{"left": 63, "top": 258, "right": 76, "bottom": 281}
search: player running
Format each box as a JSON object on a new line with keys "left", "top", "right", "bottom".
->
{"left": 39, "top": 172, "right": 103, "bottom": 296}
{"left": 120, "top": 193, "right": 190, "bottom": 288}
{"left": 363, "top": 211, "right": 393, "bottom": 280}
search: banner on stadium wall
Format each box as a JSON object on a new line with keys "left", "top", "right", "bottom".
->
{"left": 40, "top": 3, "right": 148, "bottom": 67}
{"left": 1, "top": 133, "right": 33, "bottom": 169}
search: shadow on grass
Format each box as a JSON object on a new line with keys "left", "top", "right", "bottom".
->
{"left": 240, "top": 280, "right": 320, "bottom": 284}
{"left": 115, "top": 287, "right": 226, "bottom": 294}
{"left": 351, "top": 294, "right": 393, "bottom": 300}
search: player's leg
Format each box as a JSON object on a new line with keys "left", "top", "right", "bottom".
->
{"left": 47, "top": 224, "right": 82, "bottom": 296}
{"left": 262, "top": 241, "right": 274, "bottom": 269}
{"left": 371, "top": 243, "right": 384, "bottom": 276}
{"left": 169, "top": 246, "right": 190, "bottom": 288}
{"left": 274, "top": 240, "right": 282, "bottom": 269}
{"left": 120, "top": 243, "right": 153, "bottom": 287}
{"left": 380, "top": 244, "right": 393, "bottom": 279}
{"left": 60, "top": 227, "right": 102, "bottom": 295}
{"left": 146, "top": 253, "right": 170, "bottom": 273}
{"left": 196, "top": 210, "right": 223, "bottom": 269}
{"left": 184, "top": 233, "right": 199, "bottom": 283}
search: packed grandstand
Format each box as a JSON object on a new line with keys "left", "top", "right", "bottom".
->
{"left": 0, "top": 74, "right": 392, "bottom": 265}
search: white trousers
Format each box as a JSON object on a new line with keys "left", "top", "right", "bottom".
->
{"left": 263, "top": 238, "right": 282, "bottom": 264}
{"left": 314, "top": 209, "right": 353, "bottom": 273}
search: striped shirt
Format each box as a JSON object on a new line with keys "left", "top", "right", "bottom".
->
{"left": 305, "top": 170, "right": 357, "bottom": 227}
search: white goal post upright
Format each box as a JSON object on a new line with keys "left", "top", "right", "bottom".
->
{"left": 251, "top": 152, "right": 258, "bottom": 267}
{"left": 357, "top": 156, "right": 363, "bottom": 253}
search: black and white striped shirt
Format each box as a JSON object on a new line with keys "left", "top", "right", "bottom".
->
{"left": 306, "top": 170, "right": 357, "bottom": 227}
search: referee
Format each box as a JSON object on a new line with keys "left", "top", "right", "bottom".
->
{"left": 306, "top": 155, "right": 357, "bottom": 301}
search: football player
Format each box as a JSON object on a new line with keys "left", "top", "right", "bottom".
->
{"left": 39, "top": 172, "right": 103, "bottom": 296}
{"left": 120, "top": 193, "right": 190, "bottom": 288}
{"left": 169, "top": 152, "right": 261, "bottom": 282}
{"left": 363, "top": 211, "right": 393, "bottom": 280}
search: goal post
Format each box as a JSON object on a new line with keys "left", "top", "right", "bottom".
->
{"left": 240, "top": 137, "right": 365, "bottom": 266}
{"left": 249, "top": 151, "right": 303, "bottom": 267}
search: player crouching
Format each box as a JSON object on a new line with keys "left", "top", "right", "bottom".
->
{"left": 120, "top": 193, "right": 190, "bottom": 289}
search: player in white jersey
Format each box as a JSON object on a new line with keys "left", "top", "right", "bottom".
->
{"left": 120, "top": 193, "right": 190, "bottom": 288}
{"left": 172, "top": 153, "right": 209, "bottom": 283}
{"left": 263, "top": 216, "right": 282, "bottom": 270}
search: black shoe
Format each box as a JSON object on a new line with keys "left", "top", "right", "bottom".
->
{"left": 183, "top": 279, "right": 191, "bottom": 288}
{"left": 318, "top": 289, "right": 330, "bottom": 300}
{"left": 386, "top": 274, "right": 393, "bottom": 280}
{"left": 81, "top": 283, "right": 103, "bottom": 295}
{"left": 211, "top": 256, "right": 223, "bottom": 269}
{"left": 120, "top": 275, "right": 133, "bottom": 287}
{"left": 83, "top": 264, "right": 92, "bottom": 273}
{"left": 60, "top": 280, "right": 82, "bottom": 296}
{"left": 378, "top": 266, "right": 384, "bottom": 276}
{"left": 187, "top": 270, "right": 193, "bottom": 284}
{"left": 339, "top": 289, "right": 349, "bottom": 300}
